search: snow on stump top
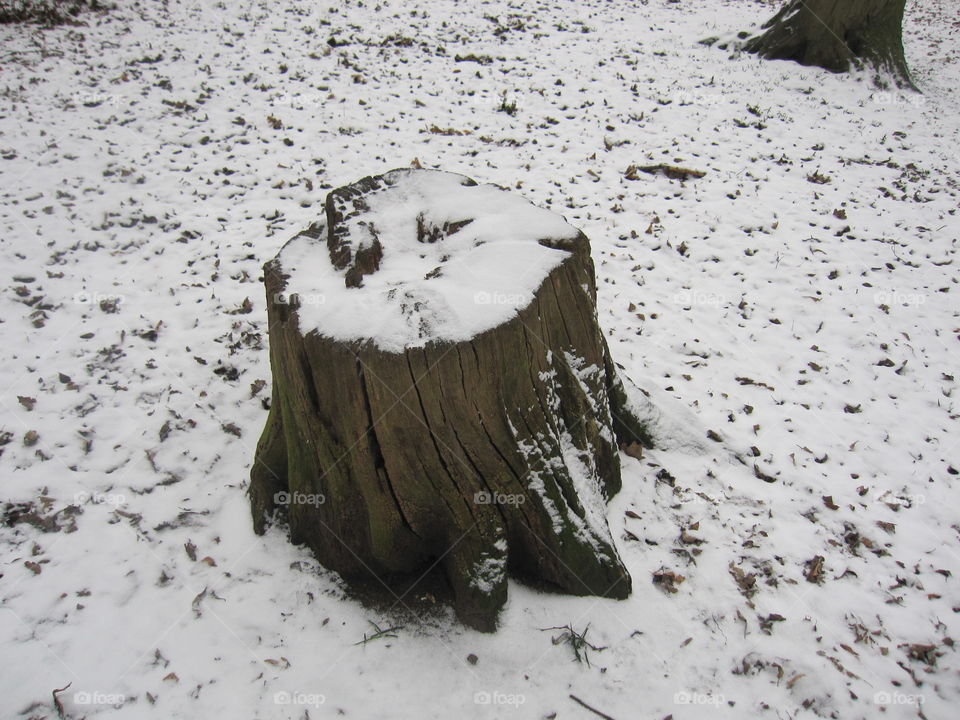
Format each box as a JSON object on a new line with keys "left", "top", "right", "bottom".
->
{"left": 279, "top": 168, "right": 579, "bottom": 351}
{"left": 250, "top": 168, "right": 652, "bottom": 632}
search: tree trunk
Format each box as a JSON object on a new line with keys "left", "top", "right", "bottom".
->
{"left": 733, "top": 0, "right": 913, "bottom": 88}
{"left": 249, "top": 169, "right": 651, "bottom": 631}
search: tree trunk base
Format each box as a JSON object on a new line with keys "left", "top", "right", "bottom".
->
{"left": 715, "top": 0, "right": 914, "bottom": 90}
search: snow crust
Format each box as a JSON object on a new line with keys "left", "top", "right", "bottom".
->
{"left": 279, "top": 170, "right": 576, "bottom": 352}
{"left": 468, "top": 539, "right": 508, "bottom": 594}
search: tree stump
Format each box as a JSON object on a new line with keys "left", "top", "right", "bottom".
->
{"left": 249, "top": 169, "right": 652, "bottom": 631}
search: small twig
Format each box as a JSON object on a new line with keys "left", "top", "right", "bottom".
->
{"left": 52, "top": 682, "right": 72, "bottom": 720}
{"left": 540, "top": 624, "right": 607, "bottom": 666}
{"left": 145, "top": 449, "right": 160, "bottom": 473}
{"left": 569, "top": 693, "right": 617, "bottom": 720}
{"left": 354, "top": 620, "right": 403, "bottom": 646}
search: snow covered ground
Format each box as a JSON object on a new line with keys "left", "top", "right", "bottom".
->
{"left": 1, "top": 0, "right": 957, "bottom": 717}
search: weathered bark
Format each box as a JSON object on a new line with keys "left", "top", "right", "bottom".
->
{"left": 720, "top": 0, "right": 914, "bottom": 88}
{"left": 249, "top": 169, "right": 651, "bottom": 631}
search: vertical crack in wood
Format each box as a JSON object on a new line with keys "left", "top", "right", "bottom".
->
{"left": 355, "top": 354, "right": 420, "bottom": 540}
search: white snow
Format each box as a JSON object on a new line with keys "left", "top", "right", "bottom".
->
{"left": 509, "top": 414, "right": 568, "bottom": 539}
{"left": 562, "top": 349, "right": 616, "bottom": 445}
{"left": 1, "top": 0, "right": 958, "bottom": 718}
{"left": 536, "top": 355, "right": 618, "bottom": 555}
{"left": 468, "top": 540, "right": 508, "bottom": 594}
{"left": 280, "top": 169, "right": 576, "bottom": 352}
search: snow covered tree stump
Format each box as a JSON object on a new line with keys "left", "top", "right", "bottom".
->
{"left": 249, "top": 169, "right": 651, "bottom": 631}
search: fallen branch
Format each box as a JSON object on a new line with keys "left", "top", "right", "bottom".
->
{"left": 569, "top": 693, "right": 617, "bottom": 720}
